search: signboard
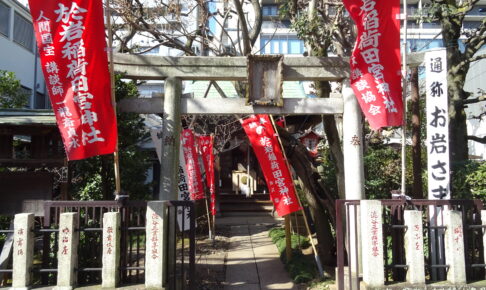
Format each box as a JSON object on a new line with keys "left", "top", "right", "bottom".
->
{"left": 425, "top": 49, "right": 450, "bottom": 200}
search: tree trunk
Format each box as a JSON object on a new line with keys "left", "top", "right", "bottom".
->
{"left": 315, "top": 81, "right": 346, "bottom": 199}
{"left": 442, "top": 15, "right": 470, "bottom": 166}
{"left": 410, "top": 67, "right": 423, "bottom": 198}
{"left": 278, "top": 128, "right": 337, "bottom": 267}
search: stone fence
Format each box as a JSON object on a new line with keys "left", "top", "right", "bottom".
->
{"left": 358, "top": 200, "right": 486, "bottom": 289}
{"left": 9, "top": 201, "right": 194, "bottom": 290}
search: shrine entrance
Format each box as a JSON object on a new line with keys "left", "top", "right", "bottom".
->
{"left": 113, "top": 54, "right": 365, "bottom": 288}
{"left": 114, "top": 54, "right": 365, "bottom": 203}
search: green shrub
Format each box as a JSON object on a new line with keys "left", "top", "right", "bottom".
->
{"left": 268, "top": 227, "right": 315, "bottom": 283}
{"left": 466, "top": 161, "right": 486, "bottom": 202}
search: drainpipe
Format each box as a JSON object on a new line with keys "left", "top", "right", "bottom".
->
{"left": 32, "top": 44, "right": 39, "bottom": 109}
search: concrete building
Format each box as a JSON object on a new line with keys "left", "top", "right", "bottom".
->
{"left": 0, "top": 0, "right": 48, "bottom": 109}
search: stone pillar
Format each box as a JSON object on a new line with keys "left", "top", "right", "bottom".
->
{"left": 159, "top": 77, "right": 182, "bottom": 201}
{"left": 12, "top": 213, "right": 34, "bottom": 289}
{"left": 404, "top": 210, "right": 425, "bottom": 285}
{"left": 444, "top": 210, "right": 466, "bottom": 285}
{"left": 342, "top": 80, "right": 364, "bottom": 287}
{"left": 102, "top": 212, "right": 120, "bottom": 288}
{"left": 56, "top": 212, "right": 79, "bottom": 290}
{"left": 342, "top": 80, "right": 365, "bottom": 200}
{"left": 145, "top": 201, "right": 167, "bottom": 289}
{"left": 360, "top": 200, "right": 384, "bottom": 287}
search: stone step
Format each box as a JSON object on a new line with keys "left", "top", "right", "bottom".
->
{"left": 219, "top": 194, "right": 270, "bottom": 201}
{"left": 222, "top": 211, "right": 277, "bottom": 217}
{"left": 220, "top": 203, "right": 274, "bottom": 212}
{"left": 220, "top": 199, "right": 273, "bottom": 205}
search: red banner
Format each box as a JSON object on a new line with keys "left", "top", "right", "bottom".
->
{"left": 198, "top": 135, "right": 216, "bottom": 215}
{"left": 181, "top": 129, "right": 205, "bottom": 200}
{"left": 241, "top": 115, "right": 301, "bottom": 217}
{"left": 343, "top": 0, "right": 403, "bottom": 130}
{"left": 29, "top": 0, "right": 117, "bottom": 160}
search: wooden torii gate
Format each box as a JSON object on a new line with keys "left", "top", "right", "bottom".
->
{"left": 113, "top": 54, "right": 365, "bottom": 203}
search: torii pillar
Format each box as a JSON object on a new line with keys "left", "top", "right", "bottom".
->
{"left": 342, "top": 80, "right": 365, "bottom": 287}
{"left": 158, "top": 77, "right": 182, "bottom": 201}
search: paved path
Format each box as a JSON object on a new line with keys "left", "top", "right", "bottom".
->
{"left": 220, "top": 216, "right": 297, "bottom": 290}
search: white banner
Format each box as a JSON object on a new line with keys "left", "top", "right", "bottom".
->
{"left": 425, "top": 49, "right": 450, "bottom": 200}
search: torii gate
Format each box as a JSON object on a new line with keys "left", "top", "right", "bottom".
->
{"left": 114, "top": 53, "right": 365, "bottom": 287}
{"left": 113, "top": 54, "right": 365, "bottom": 203}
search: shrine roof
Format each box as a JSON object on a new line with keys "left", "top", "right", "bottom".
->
{"left": 188, "top": 81, "right": 307, "bottom": 99}
{"left": 0, "top": 109, "right": 56, "bottom": 126}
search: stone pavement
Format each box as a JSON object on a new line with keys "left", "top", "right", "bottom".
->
{"left": 219, "top": 216, "right": 297, "bottom": 290}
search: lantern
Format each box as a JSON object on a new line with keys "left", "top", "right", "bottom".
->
{"left": 298, "top": 131, "right": 323, "bottom": 157}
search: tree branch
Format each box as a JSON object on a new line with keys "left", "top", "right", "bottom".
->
{"left": 463, "top": 94, "right": 486, "bottom": 105}
{"left": 467, "top": 135, "right": 486, "bottom": 144}
{"left": 247, "top": 0, "right": 262, "bottom": 48}
{"left": 232, "top": 0, "right": 251, "bottom": 55}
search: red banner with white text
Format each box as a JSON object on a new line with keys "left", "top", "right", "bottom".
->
{"left": 181, "top": 129, "right": 205, "bottom": 200}
{"left": 28, "top": 0, "right": 117, "bottom": 160}
{"left": 241, "top": 115, "right": 301, "bottom": 217}
{"left": 198, "top": 135, "right": 216, "bottom": 215}
{"left": 342, "top": 0, "right": 403, "bottom": 130}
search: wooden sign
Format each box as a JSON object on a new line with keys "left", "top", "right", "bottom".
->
{"left": 246, "top": 55, "right": 284, "bottom": 107}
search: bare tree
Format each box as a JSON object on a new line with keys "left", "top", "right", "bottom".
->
{"left": 423, "top": 1, "right": 486, "bottom": 165}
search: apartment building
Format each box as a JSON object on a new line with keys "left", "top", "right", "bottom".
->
{"left": 0, "top": 0, "right": 48, "bottom": 109}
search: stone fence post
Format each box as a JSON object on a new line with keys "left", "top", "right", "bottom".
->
{"left": 360, "top": 200, "right": 384, "bottom": 287}
{"left": 444, "top": 210, "right": 466, "bottom": 285}
{"left": 12, "top": 213, "right": 34, "bottom": 289}
{"left": 145, "top": 201, "right": 168, "bottom": 289}
{"left": 102, "top": 212, "right": 121, "bottom": 288}
{"left": 404, "top": 210, "right": 425, "bottom": 285}
{"left": 56, "top": 212, "right": 79, "bottom": 290}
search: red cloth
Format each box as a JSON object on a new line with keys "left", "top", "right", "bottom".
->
{"left": 343, "top": 0, "right": 403, "bottom": 129}
{"left": 198, "top": 135, "right": 216, "bottom": 215}
{"left": 181, "top": 129, "right": 205, "bottom": 200}
{"left": 241, "top": 115, "right": 301, "bottom": 217}
{"left": 29, "top": 0, "right": 117, "bottom": 160}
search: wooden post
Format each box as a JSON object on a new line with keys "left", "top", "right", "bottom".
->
{"left": 205, "top": 198, "right": 213, "bottom": 239}
{"left": 159, "top": 77, "right": 182, "bottom": 201}
{"left": 285, "top": 215, "right": 292, "bottom": 262}
{"left": 105, "top": 0, "right": 123, "bottom": 198}
{"left": 269, "top": 115, "right": 324, "bottom": 276}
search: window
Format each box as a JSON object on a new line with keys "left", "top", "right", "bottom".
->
{"left": 263, "top": 5, "right": 278, "bottom": 17}
{"left": 207, "top": 1, "right": 217, "bottom": 35}
{"left": 408, "top": 39, "right": 443, "bottom": 52}
{"left": 467, "top": 6, "right": 486, "bottom": 16}
{"left": 260, "top": 35, "right": 305, "bottom": 55}
{"left": 0, "top": 1, "right": 9, "bottom": 37}
{"left": 14, "top": 12, "right": 34, "bottom": 51}
{"left": 34, "top": 92, "right": 49, "bottom": 109}
{"left": 422, "top": 21, "right": 441, "bottom": 29}
{"left": 463, "top": 21, "right": 482, "bottom": 29}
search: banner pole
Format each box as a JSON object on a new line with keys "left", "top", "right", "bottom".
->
{"left": 211, "top": 133, "right": 216, "bottom": 238}
{"left": 205, "top": 198, "right": 213, "bottom": 240}
{"left": 105, "top": 0, "right": 123, "bottom": 198}
{"left": 269, "top": 115, "right": 324, "bottom": 277}
{"left": 401, "top": 0, "right": 408, "bottom": 196}
{"left": 284, "top": 215, "right": 292, "bottom": 262}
